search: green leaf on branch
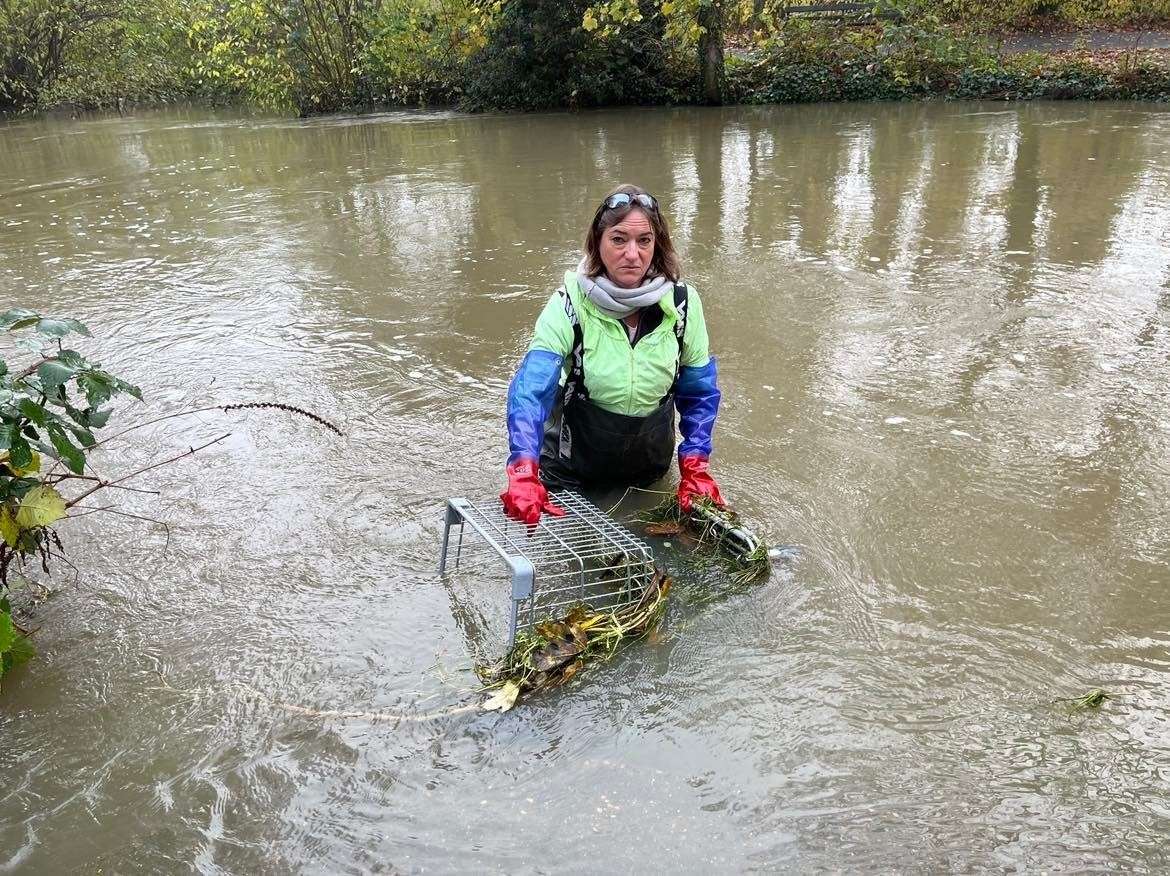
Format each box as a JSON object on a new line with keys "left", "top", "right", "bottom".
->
{"left": 86, "top": 407, "right": 112, "bottom": 429}
{"left": 8, "top": 435, "right": 32, "bottom": 471}
{"left": 0, "top": 309, "right": 38, "bottom": 331}
{"left": 35, "top": 318, "right": 90, "bottom": 338}
{"left": 116, "top": 377, "right": 143, "bottom": 402}
{"left": 67, "top": 422, "right": 96, "bottom": 448}
{"left": 3, "top": 630, "right": 34, "bottom": 672}
{"left": 0, "top": 449, "right": 40, "bottom": 478}
{"left": 47, "top": 425, "right": 85, "bottom": 474}
{"left": 77, "top": 372, "right": 114, "bottom": 407}
{"left": 15, "top": 485, "right": 66, "bottom": 530}
{"left": 37, "top": 360, "right": 77, "bottom": 395}
{"left": 0, "top": 610, "right": 14, "bottom": 656}
{"left": 56, "top": 350, "right": 86, "bottom": 368}
{"left": 2, "top": 478, "right": 41, "bottom": 502}
{"left": 0, "top": 507, "right": 18, "bottom": 547}
{"left": 18, "top": 398, "right": 46, "bottom": 426}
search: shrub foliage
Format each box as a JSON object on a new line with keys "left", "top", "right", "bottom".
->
{"left": 1, "top": 1, "right": 1168, "bottom": 115}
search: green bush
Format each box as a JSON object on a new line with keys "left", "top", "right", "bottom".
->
{"left": 35, "top": 1, "right": 194, "bottom": 111}
{"left": 1, "top": 310, "right": 142, "bottom": 689}
{"left": 361, "top": 0, "right": 490, "bottom": 106}
{"left": 460, "top": 0, "right": 691, "bottom": 112}
{"left": 1110, "top": 55, "right": 1170, "bottom": 97}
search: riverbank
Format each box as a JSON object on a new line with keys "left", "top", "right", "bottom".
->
{"left": 5, "top": 12, "right": 1170, "bottom": 119}
{"left": 727, "top": 20, "right": 1170, "bottom": 106}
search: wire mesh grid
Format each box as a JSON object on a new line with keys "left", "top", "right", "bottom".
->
{"left": 439, "top": 491, "right": 656, "bottom": 649}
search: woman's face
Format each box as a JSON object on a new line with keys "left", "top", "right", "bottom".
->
{"left": 598, "top": 209, "right": 655, "bottom": 288}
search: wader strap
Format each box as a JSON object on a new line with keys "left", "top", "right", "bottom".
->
{"left": 661, "top": 282, "right": 689, "bottom": 404}
{"left": 558, "top": 286, "right": 589, "bottom": 405}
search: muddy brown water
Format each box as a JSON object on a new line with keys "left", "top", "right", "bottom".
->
{"left": 2, "top": 102, "right": 1169, "bottom": 872}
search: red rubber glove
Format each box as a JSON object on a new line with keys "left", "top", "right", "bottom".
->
{"left": 677, "top": 454, "right": 725, "bottom": 513}
{"left": 500, "top": 459, "right": 566, "bottom": 525}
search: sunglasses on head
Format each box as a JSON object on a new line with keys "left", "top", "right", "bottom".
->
{"left": 603, "top": 192, "right": 659, "bottom": 213}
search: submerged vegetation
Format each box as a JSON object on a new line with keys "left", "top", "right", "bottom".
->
{"left": 479, "top": 567, "right": 672, "bottom": 712}
{"left": 3, "top": 0, "right": 1169, "bottom": 115}
{"left": 1054, "top": 687, "right": 1112, "bottom": 713}
{"left": 474, "top": 497, "right": 777, "bottom": 712}
{"left": 640, "top": 495, "right": 772, "bottom": 586}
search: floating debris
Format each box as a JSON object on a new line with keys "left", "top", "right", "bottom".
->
{"left": 639, "top": 496, "right": 772, "bottom": 586}
{"left": 1054, "top": 688, "right": 1111, "bottom": 713}
{"left": 478, "top": 569, "right": 672, "bottom": 712}
{"left": 1057, "top": 687, "right": 1109, "bottom": 715}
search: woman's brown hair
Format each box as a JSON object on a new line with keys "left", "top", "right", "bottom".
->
{"left": 583, "top": 183, "right": 681, "bottom": 283}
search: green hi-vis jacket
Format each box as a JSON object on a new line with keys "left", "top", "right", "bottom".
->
{"left": 529, "top": 270, "right": 711, "bottom": 417}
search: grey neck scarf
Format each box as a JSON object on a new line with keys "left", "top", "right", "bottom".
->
{"left": 576, "top": 258, "right": 671, "bottom": 319}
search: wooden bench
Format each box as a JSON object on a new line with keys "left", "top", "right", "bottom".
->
{"left": 779, "top": 3, "right": 902, "bottom": 22}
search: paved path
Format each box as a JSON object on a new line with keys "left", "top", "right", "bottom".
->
{"left": 999, "top": 28, "right": 1170, "bottom": 54}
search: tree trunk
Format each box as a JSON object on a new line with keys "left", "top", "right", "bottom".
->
{"left": 697, "top": 1, "right": 724, "bottom": 105}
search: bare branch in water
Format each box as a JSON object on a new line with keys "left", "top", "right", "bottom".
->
{"left": 51, "top": 474, "right": 162, "bottom": 496}
{"left": 65, "top": 433, "right": 232, "bottom": 509}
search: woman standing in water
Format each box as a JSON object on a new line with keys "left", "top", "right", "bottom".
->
{"left": 500, "top": 184, "right": 725, "bottom": 525}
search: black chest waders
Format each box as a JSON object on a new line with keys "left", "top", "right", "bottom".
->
{"left": 539, "top": 283, "right": 689, "bottom": 492}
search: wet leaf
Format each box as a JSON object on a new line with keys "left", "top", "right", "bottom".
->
{"left": 564, "top": 604, "right": 591, "bottom": 626}
{"left": 482, "top": 680, "right": 521, "bottom": 712}
{"left": 535, "top": 619, "right": 570, "bottom": 641}
{"left": 559, "top": 658, "right": 584, "bottom": 684}
{"left": 15, "top": 485, "right": 66, "bottom": 530}
{"left": 530, "top": 622, "right": 587, "bottom": 671}
{"left": 527, "top": 670, "right": 559, "bottom": 692}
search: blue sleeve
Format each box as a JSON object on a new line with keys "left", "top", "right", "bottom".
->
{"left": 507, "top": 349, "right": 563, "bottom": 464}
{"left": 676, "top": 358, "right": 720, "bottom": 458}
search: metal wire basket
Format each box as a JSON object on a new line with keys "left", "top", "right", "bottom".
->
{"left": 438, "top": 491, "right": 656, "bottom": 650}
